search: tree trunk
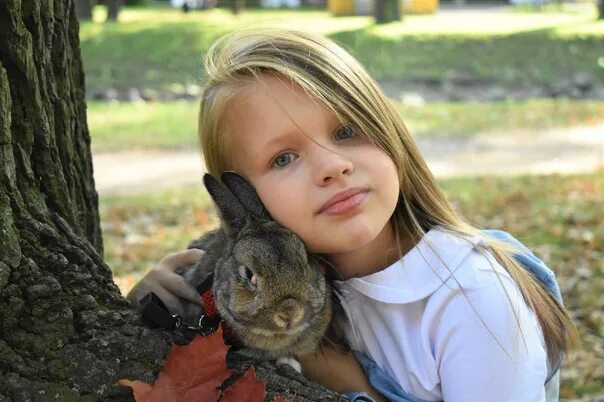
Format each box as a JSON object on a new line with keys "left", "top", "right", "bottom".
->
{"left": 75, "top": 0, "right": 94, "bottom": 20}
{"left": 0, "top": 0, "right": 172, "bottom": 399}
{"left": 375, "top": 0, "right": 401, "bottom": 24}
{"left": 598, "top": 0, "right": 603, "bottom": 20}
{"left": 232, "top": 0, "right": 244, "bottom": 15}
{"left": 106, "top": 0, "right": 124, "bottom": 22}
{"left": 0, "top": 1, "right": 348, "bottom": 400}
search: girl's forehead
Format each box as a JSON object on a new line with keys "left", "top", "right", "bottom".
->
{"left": 236, "top": 75, "right": 320, "bottom": 110}
{"left": 223, "top": 76, "right": 338, "bottom": 136}
{"left": 219, "top": 76, "right": 340, "bottom": 171}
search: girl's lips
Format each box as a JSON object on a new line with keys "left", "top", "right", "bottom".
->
{"left": 320, "top": 191, "right": 368, "bottom": 215}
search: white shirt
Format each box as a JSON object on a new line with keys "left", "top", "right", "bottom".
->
{"left": 334, "top": 227, "right": 548, "bottom": 402}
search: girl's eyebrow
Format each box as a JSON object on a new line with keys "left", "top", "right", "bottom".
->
{"left": 262, "top": 114, "right": 340, "bottom": 150}
{"left": 263, "top": 130, "right": 300, "bottom": 149}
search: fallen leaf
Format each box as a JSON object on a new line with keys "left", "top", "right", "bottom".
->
{"left": 221, "top": 365, "right": 266, "bottom": 402}
{"left": 118, "top": 326, "right": 231, "bottom": 401}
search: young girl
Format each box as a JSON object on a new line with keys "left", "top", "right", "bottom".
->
{"left": 127, "top": 28, "right": 578, "bottom": 401}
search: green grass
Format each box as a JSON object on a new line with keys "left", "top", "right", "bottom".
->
{"left": 88, "top": 98, "right": 604, "bottom": 152}
{"left": 80, "top": 4, "right": 604, "bottom": 94}
{"left": 88, "top": 100, "right": 200, "bottom": 151}
{"left": 101, "top": 172, "right": 603, "bottom": 398}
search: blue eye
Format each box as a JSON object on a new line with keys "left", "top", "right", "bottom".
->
{"left": 273, "top": 152, "right": 297, "bottom": 168}
{"left": 335, "top": 125, "right": 355, "bottom": 140}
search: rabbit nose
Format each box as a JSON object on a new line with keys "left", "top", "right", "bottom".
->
{"left": 273, "top": 299, "right": 304, "bottom": 330}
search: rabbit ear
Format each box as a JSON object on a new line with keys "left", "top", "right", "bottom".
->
{"left": 221, "top": 171, "right": 272, "bottom": 222}
{"left": 203, "top": 173, "right": 248, "bottom": 231}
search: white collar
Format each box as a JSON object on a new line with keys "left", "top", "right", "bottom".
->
{"left": 334, "top": 227, "right": 486, "bottom": 303}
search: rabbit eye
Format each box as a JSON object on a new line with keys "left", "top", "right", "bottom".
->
{"left": 238, "top": 265, "right": 257, "bottom": 287}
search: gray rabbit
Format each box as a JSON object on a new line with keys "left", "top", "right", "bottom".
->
{"left": 180, "top": 171, "right": 342, "bottom": 363}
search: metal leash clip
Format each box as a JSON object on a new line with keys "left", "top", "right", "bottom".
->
{"left": 172, "top": 313, "right": 220, "bottom": 336}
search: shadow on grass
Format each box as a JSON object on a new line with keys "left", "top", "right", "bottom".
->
{"left": 81, "top": 21, "right": 230, "bottom": 92}
{"left": 80, "top": 15, "right": 604, "bottom": 93}
{"left": 327, "top": 23, "right": 603, "bottom": 86}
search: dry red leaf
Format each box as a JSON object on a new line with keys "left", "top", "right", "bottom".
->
{"left": 221, "top": 366, "right": 266, "bottom": 402}
{"left": 118, "top": 324, "right": 300, "bottom": 401}
{"left": 118, "top": 326, "right": 231, "bottom": 401}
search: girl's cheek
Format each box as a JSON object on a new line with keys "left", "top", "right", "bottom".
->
{"left": 261, "top": 196, "right": 310, "bottom": 242}
{"left": 254, "top": 187, "right": 290, "bottom": 224}
{"left": 252, "top": 177, "right": 315, "bottom": 245}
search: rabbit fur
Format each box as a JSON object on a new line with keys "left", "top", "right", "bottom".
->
{"left": 180, "top": 172, "right": 338, "bottom": 360}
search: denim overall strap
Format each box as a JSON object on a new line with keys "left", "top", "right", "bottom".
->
{"left": 343, "top": 351, "right": 437, "bottom": 402}
{"left": 482, "top": 230, "right": 562, "bottom": 303}
{"left": 482, "top": 229, "right": 564, "bottom": 386}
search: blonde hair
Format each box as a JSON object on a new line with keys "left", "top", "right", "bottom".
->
{"left": 198, "top": 28, "right": 579, "bottom": 363}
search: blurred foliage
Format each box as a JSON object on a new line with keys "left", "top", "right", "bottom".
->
{"left": 101, "top": 185, "right": 216, "bottom": 277}
{"left": 102, "top": 172, "right": 604, "bottom": 399}
{"left": 79, "top": 5, "right": 604, "bottom": 94}
{"left": 126, "top": 0, "right": 152, "bottom": 5}
{"left": 87, "top": 99, "right": 604, "bottom": 152}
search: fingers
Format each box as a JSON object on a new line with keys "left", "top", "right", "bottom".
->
{"left": 183, "top": 302, "right": 203, "bottom": 318}
{"left": 127, "top": 248, "right": 207, "bottom": 315}
{"left": 153, "top": 269, "right": 203, "bottom": 306}
{"left": 154, "top": 248, "right": 205, "bottom": 305}
{"left": 149, "top": 285, "right": 190, "bottom": 316}
{"left": 157, "top": 249, "right": 205, "bottom": 272}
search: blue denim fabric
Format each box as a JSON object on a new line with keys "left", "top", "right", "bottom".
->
{"left": 482, "top": 230, "right": 562, "bottom": 304}
{"left": 483, "top": 229, "right": 564, "bottom": 387}
{"left": 344, "top": 351, "right": 433, "bottom": 402}
{"left": 342, "top": 230, "right": 563, "bottom": 402}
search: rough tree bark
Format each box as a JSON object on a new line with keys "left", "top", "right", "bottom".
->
{"left": 0, "top": 0, "right": 172, "bottom": 399}
{"left": 0, "top": 1, "right": 347, "bottom": 400}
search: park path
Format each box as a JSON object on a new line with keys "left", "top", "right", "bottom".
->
{"left": 93, "top": 124, "right": 604, "bottom": 195}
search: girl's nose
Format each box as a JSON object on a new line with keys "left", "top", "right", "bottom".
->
{"left": 313, "top": 145, "right": 354, "bottom": 186}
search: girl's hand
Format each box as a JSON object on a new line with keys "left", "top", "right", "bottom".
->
{"left": 299, "top": 345, "right": 386, "bottom": 402}
{"left": 126, "top": 249, "right": 205, "bottom": 317}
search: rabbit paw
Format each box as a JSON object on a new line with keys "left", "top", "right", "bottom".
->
{"left": 276, "top": 356, "right": 302, "bottom": 373}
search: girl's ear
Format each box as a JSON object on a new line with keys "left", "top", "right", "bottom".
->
{"left": 220, "top": 171, "right": 272, "bottom": 222}
{"left": 203, "top": 173, "right": 248, "bottom": 232}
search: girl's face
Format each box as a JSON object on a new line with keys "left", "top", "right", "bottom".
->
{"left": 220, "top": 75, "right": 400, "bottom": 276}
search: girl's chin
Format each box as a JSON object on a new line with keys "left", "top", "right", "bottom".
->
{"left": 305, "top": 217, "right": 387, "bottom": 253}
{"left": 311, "top": 233, "right": 379, "bottom": 255}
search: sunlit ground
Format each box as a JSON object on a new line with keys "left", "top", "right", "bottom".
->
{"left": 87, "top": 99, "right": 604, "bottom": 152}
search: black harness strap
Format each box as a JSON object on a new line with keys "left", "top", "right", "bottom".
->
{"left": 139, "top": 272, "right": 225, "bottom": 340}
{"left": 140, "top": 291, "right": 180, "bottom": 330}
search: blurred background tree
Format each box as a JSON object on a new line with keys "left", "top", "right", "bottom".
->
{"left": 375, "top": 0, "right": 402, "bottom": 23}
